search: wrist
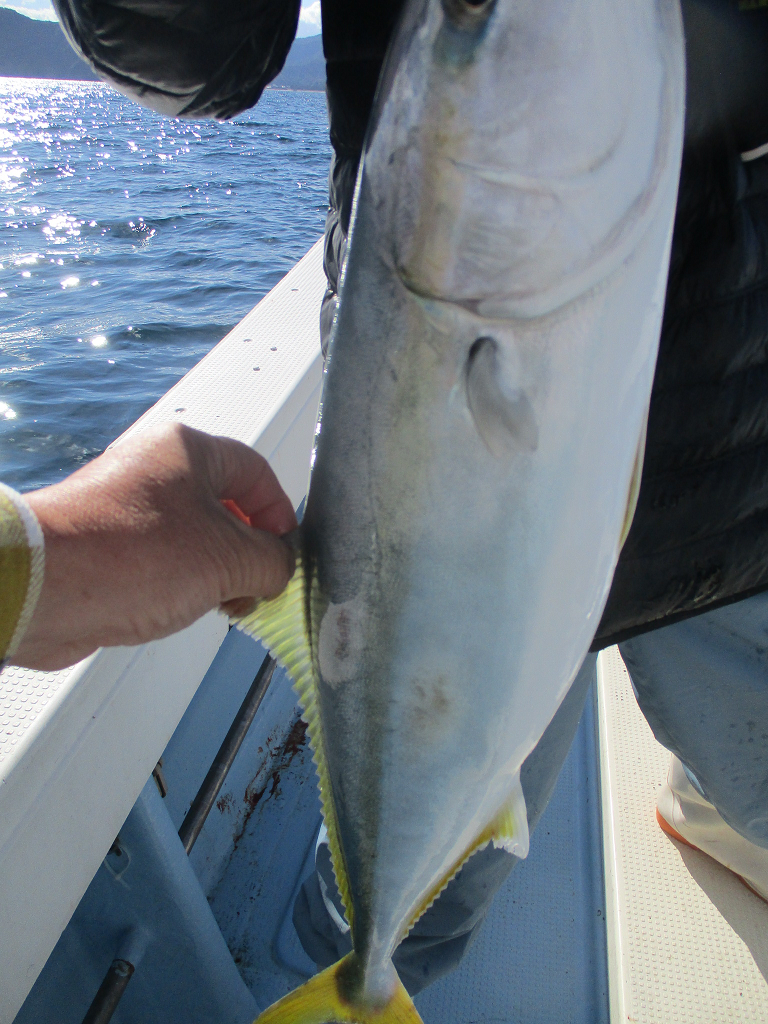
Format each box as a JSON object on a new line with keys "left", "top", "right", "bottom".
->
{"left": 15, "top": 478, "right": 116, "bottom": 670}
{"left": 0, "top": 483, "right": 45, "bottom": 665}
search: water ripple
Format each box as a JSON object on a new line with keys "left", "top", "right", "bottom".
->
{"left": 0, "top": 79, "right": 330, "bottom": 489}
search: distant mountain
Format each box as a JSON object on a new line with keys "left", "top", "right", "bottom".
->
{"left": 270, "top": 35, "right": 325, "bottom": 93}
{"left": 0, "top": 9, "right": 324, "bottom": 92}
{"left": 0, "top": 8, "right": 97, "bottom": 80}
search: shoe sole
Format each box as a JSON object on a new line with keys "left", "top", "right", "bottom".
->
{"left": 656, "top": 809, "right": 768, "bottom": 906}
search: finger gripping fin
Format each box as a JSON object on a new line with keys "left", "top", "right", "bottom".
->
{"left": 253, "top": 954, "right": 424, "bottom": 1024}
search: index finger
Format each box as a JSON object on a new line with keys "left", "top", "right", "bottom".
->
{"left": 195, "top": 431, "right": 299, "bottom": 536}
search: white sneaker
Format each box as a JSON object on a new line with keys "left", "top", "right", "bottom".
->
{"left": 656, "top": 755, "right": 768, "bottom": 904}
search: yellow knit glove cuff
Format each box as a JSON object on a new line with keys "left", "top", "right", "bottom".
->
{"left": 0, "top": 484, "right": 44, "bottom": 665}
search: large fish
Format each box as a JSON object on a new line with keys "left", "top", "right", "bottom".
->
{"left": 238, "top": 1, "right": 684, "bottom": 1022}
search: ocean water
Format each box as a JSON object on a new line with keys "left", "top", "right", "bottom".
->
{"left": 0, "top": 78, "right": 331, "bottom": 492}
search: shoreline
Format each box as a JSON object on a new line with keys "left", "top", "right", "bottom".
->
{"left": 0, "top": 76, "right": 325, "bottom": 93}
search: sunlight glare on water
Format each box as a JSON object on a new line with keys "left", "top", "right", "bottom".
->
{"left": 0, "top": 77, "right": 330, "bottom": 490}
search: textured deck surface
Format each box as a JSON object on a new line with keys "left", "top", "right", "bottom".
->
{"left": 0, "top": 662, "right": 77, "bottom": 767}
{"left": 597, "top": 647, "right": 768, "bottom": 1023}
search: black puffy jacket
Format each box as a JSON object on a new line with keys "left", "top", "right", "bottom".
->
{"left": 52, "top": 0, "right": 768, "bottom": 648}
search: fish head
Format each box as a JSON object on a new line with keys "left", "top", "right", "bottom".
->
{"left": 364, "top": 0, "right": 681, "bottom": 319}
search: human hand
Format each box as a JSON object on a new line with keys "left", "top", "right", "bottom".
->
{"left": 14, "top": 422, "right": 297, "bottom": 670}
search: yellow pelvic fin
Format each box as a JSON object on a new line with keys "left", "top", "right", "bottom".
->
{"left": 233, "top": 556, "right": 354, "bottom": 933}
{"left": 254, "top": 954, "right": 424, "bottom": 1024}
{"left": 619, "top": 410, "right": 648, "bottom": 550}
{"left": 403, "top": 771, "right": 529, "bottom": 939}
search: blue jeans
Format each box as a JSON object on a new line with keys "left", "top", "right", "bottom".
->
{"left": 620, "top": 591, "right": 768, "bottom": 849}
{"left": 295, "top": 592, "right": 768, "bottom": 993}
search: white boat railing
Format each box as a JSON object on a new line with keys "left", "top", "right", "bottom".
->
{"left": 0, "top": 239, "right": 326, "bottom": 1022}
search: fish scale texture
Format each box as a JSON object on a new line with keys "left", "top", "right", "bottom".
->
{"left": 597, "top": 647, "right": 768, "bottom": 1022}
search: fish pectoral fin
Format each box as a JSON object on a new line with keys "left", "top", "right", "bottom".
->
{"left": 465, "top": 335, "right": 538, "bottom": 457}
{"left": 488, "top": 772, "right": 530, "bottom": 859}
{"left": 253, "top": 954, "right": 424, "bottom": 1024}
{"left": 234, "top": 555, "right": 354, "bottom": 933}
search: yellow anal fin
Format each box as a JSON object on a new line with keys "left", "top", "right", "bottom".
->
{"left": 487, "top": 771, "right": 529, "bottom": 858}
{"left": 402, "top": 771, "right": 529, "bottom": 938}
{"left": 233, "top": 556, "right": 354, "bottom": 934}
{"left": 254, "top": 954, "right": 423, "bottom": 1024}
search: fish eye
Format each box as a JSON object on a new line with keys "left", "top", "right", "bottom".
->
{"left": 441, "top": 0, "right": 496, "bottom": 31}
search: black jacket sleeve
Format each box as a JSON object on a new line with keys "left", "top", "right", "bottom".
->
{"left": 51, "top": 0, "right": 301, "bottom": 119}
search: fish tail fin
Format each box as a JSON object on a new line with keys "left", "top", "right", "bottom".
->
{"left": 254, "top": 953, "right": 423, "bottom": 1024}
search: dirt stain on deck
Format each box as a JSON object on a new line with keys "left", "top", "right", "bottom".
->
{"left": 233, "top": 717, "right": 309, "bottom": 851}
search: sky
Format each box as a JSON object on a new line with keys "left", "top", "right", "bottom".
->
{"left": 0, "top": 0, "right": 322, "bottom": 36}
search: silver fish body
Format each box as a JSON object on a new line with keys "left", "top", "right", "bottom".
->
{"left": 246, "top": 1, "right": 685, "bottom": 1020}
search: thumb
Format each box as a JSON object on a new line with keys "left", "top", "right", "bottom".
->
{"left": 220, "top": 524, "right": 296, "bottom": 613}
